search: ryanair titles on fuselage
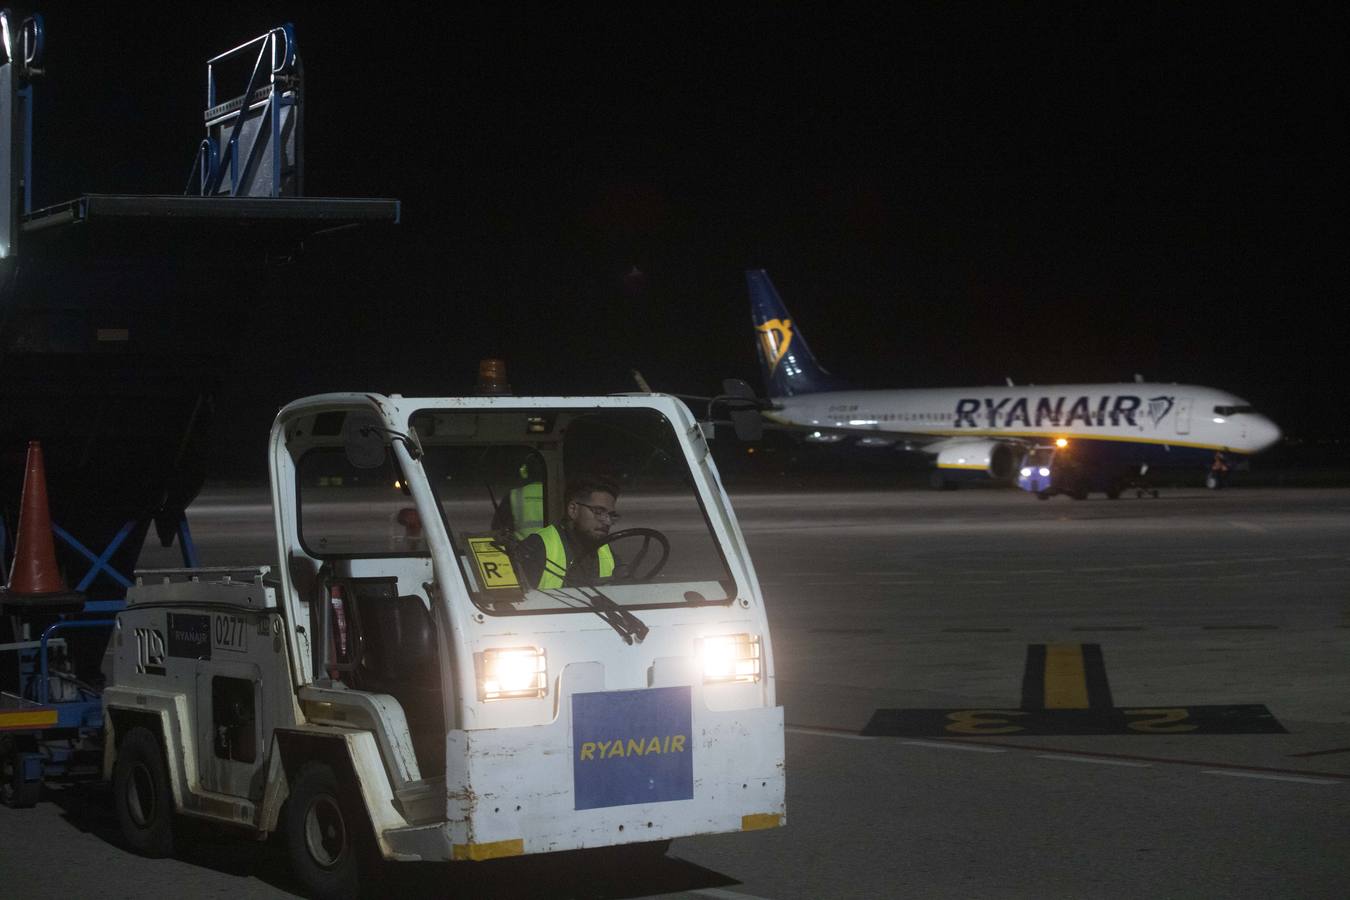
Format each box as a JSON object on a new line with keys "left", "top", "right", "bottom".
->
{"left": 822, "top": 394, "right": 1173, "bottom": 430}
{"left": 953, "top": 394, "right": 1168, "bottom": 429}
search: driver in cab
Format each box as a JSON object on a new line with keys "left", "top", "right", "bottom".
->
{"left": 514, "top": 477, "right": 626, "bottom": 589}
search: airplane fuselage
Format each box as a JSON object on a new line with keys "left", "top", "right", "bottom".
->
{"left": 769, "top": 383, "right": 1282, "bottom": 461}
{"left": 745, "top": 268, "right": 1282, "bottom": 488}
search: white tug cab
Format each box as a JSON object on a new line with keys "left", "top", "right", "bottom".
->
{"left": 102, "top": 392, "right": 784, "bottom": 898}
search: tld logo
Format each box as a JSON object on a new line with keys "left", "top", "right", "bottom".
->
{"left": 135, "top": 628, "right": 166, "bottom": 676}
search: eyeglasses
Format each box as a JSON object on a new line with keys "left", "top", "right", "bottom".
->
{"left": 573, "top": 501, "right": 621, "bottom": 521}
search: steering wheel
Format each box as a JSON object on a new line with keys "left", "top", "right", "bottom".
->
{"left": 591, "top": 527, "right": 670, "bottom": 582}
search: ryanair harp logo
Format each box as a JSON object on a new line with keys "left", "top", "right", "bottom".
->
{"left": 756, "top": 318, "right": 794, "bottom": 371}
{"left": 1147, "top": 396, "right": 1175, "bottom": 425}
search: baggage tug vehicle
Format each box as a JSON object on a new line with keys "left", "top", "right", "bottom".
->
{"left": 102, "top": 392, "right": 784, "bottom": 898}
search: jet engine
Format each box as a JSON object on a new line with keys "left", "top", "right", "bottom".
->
{"left": 934, "top": 440, "right": 1017, "bottom": 480}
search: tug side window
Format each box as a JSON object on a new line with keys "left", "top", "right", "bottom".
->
{"left": 296, "top": 447, "right": 426, "bottom": 558}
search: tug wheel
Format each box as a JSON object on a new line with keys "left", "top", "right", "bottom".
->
{"left": 113, "top": 726, "right": 176, "bottom": 856}
{"left": 286, "top": 761, "right": 374, "bottom": 900}
{"left": 1, "top": 737, "right": 40, "bottom": 808}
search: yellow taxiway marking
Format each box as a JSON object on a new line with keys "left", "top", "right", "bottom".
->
{"left": 1043, "top": 643, "right": 1090, "bottom": 709}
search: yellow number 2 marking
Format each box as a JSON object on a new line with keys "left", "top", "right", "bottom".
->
{"left": 1123, "top": 708, "right": 1197, "bottom": 733}
{"left": 944, "top": 709, "right": 1028, "bottom": 735}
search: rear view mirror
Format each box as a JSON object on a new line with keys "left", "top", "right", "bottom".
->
{"left": 721, "top": 379, "right": 764, "bottom": 442}
{"left": 343, "top": 412, "right": 387, "bottom": 469}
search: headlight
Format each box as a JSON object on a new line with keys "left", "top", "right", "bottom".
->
{"left": 1039, "top": 467, "right": 1050, "bottom": 477}
{"left": 477, "top": 646, "right": 547, "bottom": 701}
{"left": 1019, "top": 467, "right": 1032, "bottom": 478}
{"left": 700, "top": 633, "right": 761, "bottom": 684}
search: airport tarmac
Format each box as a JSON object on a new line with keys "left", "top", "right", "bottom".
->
{"left": 4, "top": 485, "right": 1347, "bottom": 898}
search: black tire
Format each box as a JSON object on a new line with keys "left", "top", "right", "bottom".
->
{"left": 285, "top": 761, "right": 370, "bottom": 900}
{"left": 1105, "top": 486, "right": 1122, "bottom": 500}
{"left": 1036, "top": 491, "right": 1051, "bottom": 501}
{"left": 113, "top": 726, "right": 176, "bottom": 857}
{"left": 929, "top": 470, "right": 958, "bottom": 491}
{"left": 1, "top": 738, "right": 40, "bottom": 808}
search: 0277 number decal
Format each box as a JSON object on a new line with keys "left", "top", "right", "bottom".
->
{"left": 213, "top": 613, "right": 249, "bottom": 653}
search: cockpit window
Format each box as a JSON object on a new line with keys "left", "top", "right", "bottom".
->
{"left": 1213, "top": 405, "right": 1255, "bottom": 416}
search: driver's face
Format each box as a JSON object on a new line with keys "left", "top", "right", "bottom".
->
{"left": 568, "top": 491, "right": 618, "bottom": 545}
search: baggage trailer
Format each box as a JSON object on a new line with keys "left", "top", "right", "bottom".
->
{"left": 0, "top": 620, "right": 113, "bottom": 806}
{"left": 102, "top": 392, "right": 785, "bottom": 898}
{"left": 0, "top": 440, "right": 199, "bottom": 807}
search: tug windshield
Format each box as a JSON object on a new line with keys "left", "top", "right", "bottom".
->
{"left": 411, "top": 406, "right": 736, "bottom": 614}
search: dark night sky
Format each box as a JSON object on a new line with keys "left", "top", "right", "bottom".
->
{"left": 25, "top": 3, "right": 1350, "bottom": 442}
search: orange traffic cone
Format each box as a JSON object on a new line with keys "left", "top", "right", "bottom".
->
{"left": 5, "top": 441, "right": 69, "bottom": 596}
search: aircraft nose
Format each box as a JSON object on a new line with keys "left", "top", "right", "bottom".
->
{"left": 1251, "top": 416, "right": 1283, "bottom": 452}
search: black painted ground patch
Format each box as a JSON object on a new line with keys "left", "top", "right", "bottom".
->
{"left": 861, "top": 704, "right": 1286, "bottom": 736}
{"left": 863, "top": 643, "right": 1287, "bottom": 736}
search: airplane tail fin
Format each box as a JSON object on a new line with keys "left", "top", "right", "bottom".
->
{"left": 746, "top": 269, "right": 845, "bottom": 397}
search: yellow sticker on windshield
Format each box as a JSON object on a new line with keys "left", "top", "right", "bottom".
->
{"left": 468, "top": 536, "right": 520, "bottom": 589}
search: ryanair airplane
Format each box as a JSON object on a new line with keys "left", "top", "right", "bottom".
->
{"left": 747, "top": 270, "right": 1282, "bottom": 497}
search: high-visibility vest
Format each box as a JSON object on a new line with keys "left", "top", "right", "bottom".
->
{"left": 536, "top": 524, "right": 614, "bottom": 590}
{"left": 509, "top": 482, "right": 546, "bottom": 538}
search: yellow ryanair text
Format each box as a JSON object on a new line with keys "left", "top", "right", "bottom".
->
{"left": 578, "top": 734, "right": 687, "bottom": 760}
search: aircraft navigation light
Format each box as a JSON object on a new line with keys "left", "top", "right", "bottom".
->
{"left": 1055, "top": 438, "right": 1068, "bottom": 448}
